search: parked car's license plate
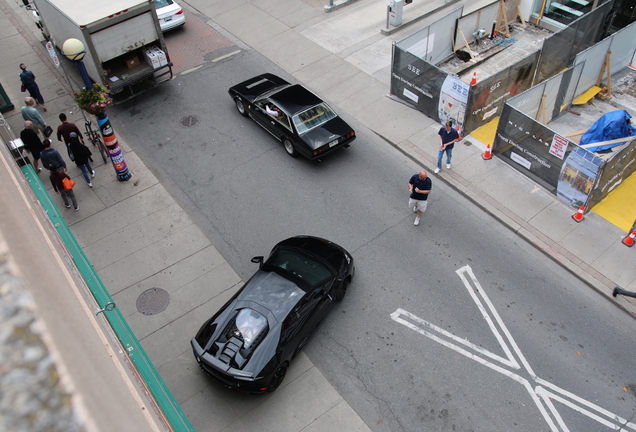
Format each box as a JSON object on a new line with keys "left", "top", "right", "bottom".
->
{"left": 329, "top": 139, "right": 338, "bottom": 147}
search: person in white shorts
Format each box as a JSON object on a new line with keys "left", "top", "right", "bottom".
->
{"left": 408, "top": 170, "right": 432, "bottom": 226}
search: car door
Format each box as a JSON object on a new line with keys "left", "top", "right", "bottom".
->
{"left": 251, "top": 99, "right": 288, "bottom": 140}
{"left": 292, "top": 283, "right": 334, "bottom": 354}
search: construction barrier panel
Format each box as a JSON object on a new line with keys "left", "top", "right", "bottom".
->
{"left": 390, "top": 0, "right": 614, "bottom": 136}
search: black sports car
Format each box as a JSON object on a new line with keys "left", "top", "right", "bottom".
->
{"left": 191, "top": 236, "right": 354, "bottom": 393}
{"left": 228, "top": 73, "right": 356, "bottom": 159}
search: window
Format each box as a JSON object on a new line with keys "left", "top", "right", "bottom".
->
{"left": 540, "top": 0, "right": 592, "bottom": 26}
{"left": 293, "top": 103, "right": 337, "bottom": 134}
{"left": 153, "top": 0, "right": 174, "bottom": 7}
{"left": 255, "top": 100, "right": 292, "bottom": 131}
{"left": 267, "top": 249, "right": 333, "bottom": 286}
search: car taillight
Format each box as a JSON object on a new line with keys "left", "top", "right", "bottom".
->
{"left": 345, "top": 131, "right": 355, "bottom": 139}
{"left": 312, "top": 148, "right": 324, "bottom": 157}
{"left": 176, "top": 9, "right": 184, "bottom": 14}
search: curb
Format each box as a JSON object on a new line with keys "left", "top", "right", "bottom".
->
{"left": 378, "top": 130, "right": 636, "bottom": 318}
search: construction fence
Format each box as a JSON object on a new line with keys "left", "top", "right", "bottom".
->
{"left": 494, "top": 19, "right": 636, "bottom": 210}
{"left": 390, "top": 0, "right": 614, "bottom": 135}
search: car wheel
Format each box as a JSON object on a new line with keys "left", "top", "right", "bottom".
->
{"left": 267, "top": 364, "right": 287, "bottom": 392}
{"left": 235, "top": 98, "right": 248, "bottom": 117}
{"left": 283, "top": 138, "right": 297, "bottom": 158}
{"left": 336, "top": 278, "right": 349, "bottom": 302}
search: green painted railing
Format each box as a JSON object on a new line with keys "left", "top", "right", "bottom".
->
{"left": 24, "top": 165, "right": 194, "bottom": 432}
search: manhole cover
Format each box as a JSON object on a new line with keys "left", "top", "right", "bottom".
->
{"left": 136, "top": 288, "right": 170, "bottom": 315}
{"left": 180, "top": 115, "right": 199, "bottom": 128}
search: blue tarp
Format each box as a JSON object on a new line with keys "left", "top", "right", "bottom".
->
{"left": 580, "top": 110, "right": 636, "bottom": 152}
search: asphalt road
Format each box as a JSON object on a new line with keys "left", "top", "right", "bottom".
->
{"left": 109, "top": 46, "right": 636, "bottom": 432}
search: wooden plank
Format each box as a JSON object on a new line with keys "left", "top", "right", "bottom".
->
{"left": 517, "top": 4, "right": 526, "bottom": 27}
{"left": 579, "top": 136, "right": 633, "bottom": 148}
{"left": 457, "top": 27, "right": 477, "bottom": 62}
{"left": 564, "top": 129, "right": 587, "bottom": 138}
{"left": 535, "top": 94, "right": 547, "bottom": 124}
{"left": 572, "top": 86, "right": 602, "bottom": 105}
{"left": 496, "top": 0, "right": 510, "bottom": 37}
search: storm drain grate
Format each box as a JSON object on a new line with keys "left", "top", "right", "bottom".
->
{"left": 180, "top": 115, "right": 199, "bottom": 128}
{"left": 136, "top": 288, "right": 170, "bottom": 315}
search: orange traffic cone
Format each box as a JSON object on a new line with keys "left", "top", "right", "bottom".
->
{"left": 470, "top": 72, "right": 477, "bottom": 85}
{"left": 571, "top": 205, "right": 585, "bottom": 222}
{"left": 622, "top": 230, "right": 636, "bottom": 247}
{"left": 482, "top": 143, "right": 492, "bottom": 160}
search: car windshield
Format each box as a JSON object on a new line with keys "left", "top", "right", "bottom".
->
{"left": 153, "top": 0, "right": 173, "bottom": 7}
{"left": 235, "top": 308, "right": 267, "bottom": 348}
{"left": 293, "top": 103, "right": 337, "bottom": 134}
{"left": 267, "top": 248, "right": 333, "bottom": 286}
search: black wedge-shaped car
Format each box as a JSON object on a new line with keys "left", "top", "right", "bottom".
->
{"left": 228, "top": 74, "right": 356, "bottom": 159}
{"left": 191, "top": 236, "right": 354, "bottom": 394}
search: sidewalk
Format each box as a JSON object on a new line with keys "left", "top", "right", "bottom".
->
{"left": 1, "top": 0, "right": 635, "bottom": 430}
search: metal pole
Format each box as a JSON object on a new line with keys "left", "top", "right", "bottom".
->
{"left": 77, "top": 61, "right": 92, "bottom": 90}
{"left": 61, "top": 44, "right": 133, "bottom": 182}
{"left": 56, "top": 51, "right": 89, "bottom": 124}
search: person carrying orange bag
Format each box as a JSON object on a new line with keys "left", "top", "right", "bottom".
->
{"left": 48, "top": 164, "right": 78, "bottom": 211}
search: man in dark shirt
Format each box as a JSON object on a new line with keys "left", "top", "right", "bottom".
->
{"left": 408, "top": 170, "right": 432, "bottom": 226}
{"left": 40, "top": 139, "right": 67, "bottom": 172}
{"left": 436, "top": 121, "right": 460, "bottom": 173}
{"left": 57, "top": 113, "right": 83, "bottom": 161}
{"left": 19, "top": 63, "right": 47, "bottom": 111}
{"left": 20, "top": 121, "right": 44, "bottom": 174}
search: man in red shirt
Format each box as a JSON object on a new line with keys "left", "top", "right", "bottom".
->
{"left": 56, "top": 113, "right": 83, "bottom": 161}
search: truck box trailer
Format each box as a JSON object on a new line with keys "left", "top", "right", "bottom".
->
{"left": 32, "top": 0, "right": 173, "bottom": 103}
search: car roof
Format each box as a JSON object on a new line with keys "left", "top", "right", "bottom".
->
{"left": 237, "top": 271, "right": 305, "bottom": 322}
{"left": 269, "top": 85, "right": 324, "bottom": 116}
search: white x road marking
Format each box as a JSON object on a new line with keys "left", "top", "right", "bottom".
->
{"left": 390, "top": 265, "right": 636, "bottom": 432}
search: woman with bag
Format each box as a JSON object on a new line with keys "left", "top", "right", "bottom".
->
{"left": 19, "top": 63, "right": 47, "bottom": 111}
{"left": 48, "top": 164, "right": 78, "bottom": 211}
{"left": 68, "top": 132, "right": 95, "bottom": 187}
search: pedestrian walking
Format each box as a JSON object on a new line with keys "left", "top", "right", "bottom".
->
{"left": 40, "top": 139, "right": 67, "bottom": 172}
{"left": 612, "top": 287, "right": 636, "bottom": 299}
{"left": 48, "top": 164, "right": 78, "bottom": 211}
{"left": 20, "top": 121, "right": 44, "bottom": 174}
{"left": 57, "top": 113, "right": 83, "bottom": 161}
{"left": 68, "top": 132, "right": 95, "bottom": 187}
{"left": 408, "top": 170, "right": 432, "bottom": 226}
{"left": 435, "top": 121, "right": 460, "bottom": 174}
{"left": 21, "top": 97, "right": 48, "bottom": 137}
{"left": 19, "top": 63, "right": 47, "bottom": 111}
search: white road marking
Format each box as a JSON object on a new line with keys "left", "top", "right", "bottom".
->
{"left": 391, "top": 265, "right": 636, "bottom": 432}
{"left": 212, "top": 49, "right": 241, "bottom": 62}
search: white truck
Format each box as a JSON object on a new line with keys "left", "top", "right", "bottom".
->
{"left": 31, "top": 0, "right": 172, "bottom": 102}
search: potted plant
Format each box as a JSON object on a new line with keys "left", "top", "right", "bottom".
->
{"left": 73, "top": 83, "right": 113, "bottom": 116}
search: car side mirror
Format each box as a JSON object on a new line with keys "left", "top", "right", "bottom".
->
{"left": 251, "top": 256, "right": 264, "bottom": 268}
